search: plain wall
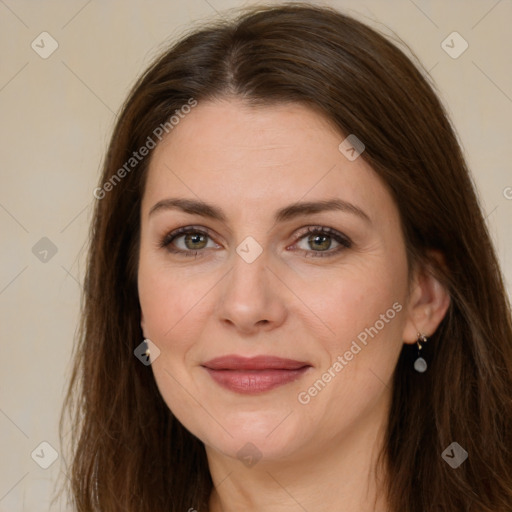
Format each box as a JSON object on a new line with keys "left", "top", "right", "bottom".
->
{"left": 0, "top": 0, "right": 510, "bottom": 509}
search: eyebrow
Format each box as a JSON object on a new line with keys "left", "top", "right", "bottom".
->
{"left": 148, "top": 197, "right": 371, "bottom": 224}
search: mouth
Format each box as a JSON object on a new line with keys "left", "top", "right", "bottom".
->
{"left": 201, "top": 355, "right": 312, "bottom": 394}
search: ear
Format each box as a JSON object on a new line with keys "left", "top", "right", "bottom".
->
{"left": 402, "top": 250, "right": 451, "bottom": 344}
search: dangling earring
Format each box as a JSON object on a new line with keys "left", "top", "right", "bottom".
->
{"left": 134, "top": 338, "right": 161, "bottom": 365}
{"left": 414, "top": 333, "right": 429, "bottom": 373}
{"left": 143, "top": 339, "right": 151, "bottom": 363}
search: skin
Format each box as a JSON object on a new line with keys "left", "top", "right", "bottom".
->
{"left": 137, "top": 98, "right": 450, "bottom": 511}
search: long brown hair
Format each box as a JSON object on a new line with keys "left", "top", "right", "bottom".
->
{"left": 58, "top": 3, "right": 512, "bottom": 510}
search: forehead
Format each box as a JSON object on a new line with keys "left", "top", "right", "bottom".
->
{"left": 142, "top": 99, "right": 395, "bottom": 224}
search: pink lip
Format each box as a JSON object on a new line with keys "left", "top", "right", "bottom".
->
{"left": 202, "top": 355, "right": 312, "bottom": 394}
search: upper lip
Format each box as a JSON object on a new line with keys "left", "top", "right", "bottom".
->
{"left": 202, "top": 355, "right": 310, "bottom": 371}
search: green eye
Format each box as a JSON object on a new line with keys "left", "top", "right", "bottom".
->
{"left": 160, "top": 225, "right": 352, "bottom": 258}
{"left": 293, "top": 227, "right": 352, "bottom": 258}
{"left": 160, "top": 227, "right": 217, "bottom": 257}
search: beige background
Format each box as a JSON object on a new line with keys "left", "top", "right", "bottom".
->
{"left": 0, "top": 0, "right": 510, "bottom": 509}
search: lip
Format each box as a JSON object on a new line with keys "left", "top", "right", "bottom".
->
{"left": 203, "top": 355, "right": 310, "bottom": 371}
{"left": 201, "top": 355, "right": 312, "bottom": 394}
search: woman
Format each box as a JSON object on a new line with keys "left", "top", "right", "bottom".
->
{"left": 59, "top": 3, "right": 512, "bottom": 511}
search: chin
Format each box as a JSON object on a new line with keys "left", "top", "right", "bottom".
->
{"left": 198, "top": 408, "right": 313, "bottom": 464}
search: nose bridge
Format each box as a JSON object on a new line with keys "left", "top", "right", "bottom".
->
{"left": 229, "top": 235, "right": 271, "bottom": 299}
{"left": 215, "top": 234, "right": 286, "bottom": 332}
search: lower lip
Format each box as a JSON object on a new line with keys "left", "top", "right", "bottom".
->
{"left": 203, "top": 367, "right": 310, "bottom": 394}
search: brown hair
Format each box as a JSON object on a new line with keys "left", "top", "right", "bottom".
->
{"left": 58, "top": 3, "right": 512, "bottom": 510}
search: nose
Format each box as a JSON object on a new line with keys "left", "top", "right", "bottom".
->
{"left": 215, "top": 244, "right": 288, "bottom": 336}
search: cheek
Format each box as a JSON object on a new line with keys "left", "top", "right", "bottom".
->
{"left": 138, "top": 254, "right": 208, "bottom": 344}
{"left": 296, "top": 268, "right": 406, "bottom": 432}
{"left": 314, "top": 262, "right": 405, "bottom": 349}
{"left": 138, "top": 263, "right": 207, "bottom": 416}
{"left": 302, "top": 254, "right": 408, "bottom": 416}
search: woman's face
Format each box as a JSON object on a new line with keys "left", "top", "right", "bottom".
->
{"left": 138, "top": 98, "right": 417, "bottom": 464}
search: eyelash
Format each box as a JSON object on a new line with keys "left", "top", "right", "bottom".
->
{"left": 159, "top": 225, "right": 352, "bottom": 259}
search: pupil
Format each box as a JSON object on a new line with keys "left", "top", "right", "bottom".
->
{"left": 311, "top": 234, "right": 330, "bottom": 251}
{"left": 186, "top": 233, "right": 206, "bottom": 249}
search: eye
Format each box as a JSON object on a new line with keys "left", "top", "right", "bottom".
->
{"left": 160, "top": 225, "right": 352, "bottom": 259}
{"left": 159, "top": 226, "right": 219, "bottom": 257}
{"left": 291, "top": 226, "right": 352, "bottom": 258}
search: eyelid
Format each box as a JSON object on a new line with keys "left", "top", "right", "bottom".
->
{"left": 159, "top": 225, "right": 219, "bottom": 251}
{"left": 289, "top": 225, "right": 352, "bottom": 257}
{"left": 293, "top": 225, "right": 351, "bottom": 244}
